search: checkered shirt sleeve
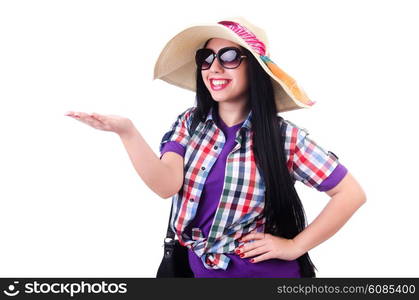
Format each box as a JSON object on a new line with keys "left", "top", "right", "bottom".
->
{"left": 159, "top": 107, "right": 195, "bottom": 155}
{"left": 283, "top": 120, "right": 345, "bottom": 191}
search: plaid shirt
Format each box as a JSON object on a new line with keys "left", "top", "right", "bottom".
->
{"left": 159, "top": 106, "right": 341, "bottom": 270}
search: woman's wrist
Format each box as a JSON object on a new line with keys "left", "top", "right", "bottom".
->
{"left": 118, "top": 120, "right": 136, "bottom": 139}
{"left": 291, "top": 235, "right": 310, "bottom": 258}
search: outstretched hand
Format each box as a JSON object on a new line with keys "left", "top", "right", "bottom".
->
{"left": 64, "top": 111, "right": 133, "bottom": 137}
{"left": 234, "top": 232, "right": 303, "bottom": 263}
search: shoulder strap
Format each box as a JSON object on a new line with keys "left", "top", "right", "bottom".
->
{"left": 164, "top": 204, "right": 175, "bottom": 240}
{"left": 188, "top": 107, "right": 200, "bottom": 137}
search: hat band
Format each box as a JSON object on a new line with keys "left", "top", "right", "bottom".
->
{"left": 218, "top": 20, "right": 266, "bottom": 56}
{"left": 218, "top": 20, "right": 316, "bottom": 107}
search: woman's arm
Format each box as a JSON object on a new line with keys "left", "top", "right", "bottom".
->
{"left": 64, "top": 111, "right": 183, "bottom": 199}
{"left": 119, "top": 124, "right": 184, "bottom": 199}
{"left": 237, "top": 171, "right": 366, "bottom": 262}
{"left": 292, "top": 171, "right": 367, "bottom": 255}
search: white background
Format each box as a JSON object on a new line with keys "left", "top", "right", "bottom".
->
{"left": 1, "top": 0, "right": 418, "bottom": 277}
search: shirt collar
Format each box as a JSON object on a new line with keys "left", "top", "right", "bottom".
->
{"left": 205, "top": 106, "right": 252, "bottom": 131}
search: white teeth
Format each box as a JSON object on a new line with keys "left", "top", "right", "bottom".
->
{"left": 211, "top": 79, "right": 229, "bottom": 85}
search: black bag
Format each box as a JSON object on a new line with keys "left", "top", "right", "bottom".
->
{"left": 156, "top": 207, "right": 194, "bottom": 278}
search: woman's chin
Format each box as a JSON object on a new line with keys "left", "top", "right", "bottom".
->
{"left": 211, "top": 94, "right": 232, "bottom": 102}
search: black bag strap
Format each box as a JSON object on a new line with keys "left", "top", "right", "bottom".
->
{"left": 164, "top": 204, "right": 175, "bottom": 241}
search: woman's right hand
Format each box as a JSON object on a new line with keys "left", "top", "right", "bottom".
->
{"left": 64, "top": 111, "right": 134, "bottom": 137}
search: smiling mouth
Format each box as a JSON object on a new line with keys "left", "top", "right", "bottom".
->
{"left": 210, "top": 79, "right": 231, "bottom": 91}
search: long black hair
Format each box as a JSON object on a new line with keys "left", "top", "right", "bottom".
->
{"left": 190, "top": 40, "right": 316, "bottom": 277}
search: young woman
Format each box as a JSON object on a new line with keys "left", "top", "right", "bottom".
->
{"left": 65, "top": 17, "right": 366, "bottom": 278}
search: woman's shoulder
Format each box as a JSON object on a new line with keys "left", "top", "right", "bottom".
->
{"left": 170, "top": 106, "right": 199, "bottom": 136}
{"left": 277, "top": 117, "right": 310, "bottom": 138}
{"left": 171, "top": 106, "right": 197, "bottom": 128}
{"left": 176, "top": 106, "right": 197, "bottom": 119}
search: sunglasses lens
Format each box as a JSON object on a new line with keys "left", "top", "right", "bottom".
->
{"left": 219, "top": 49, "right": 241, "bottom": 68}
{"left": 196, "top": 48, "right": 243, "bottom": 70}
{"left": 196, "top": 49, "right": 214, "bottom": 70}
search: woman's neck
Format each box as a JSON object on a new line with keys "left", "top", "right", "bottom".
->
{"left": 217, "top": 101, "right": 250, "bottom": 127}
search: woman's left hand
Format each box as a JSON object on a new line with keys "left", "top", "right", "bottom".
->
{"left": 234, "top": 232, "right": 303, "bottom": 263}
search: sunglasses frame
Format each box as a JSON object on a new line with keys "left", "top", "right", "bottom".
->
{"left": 195, "top": 47, "right": 247, "bottom": 70}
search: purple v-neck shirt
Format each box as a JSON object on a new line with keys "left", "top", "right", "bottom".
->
{"left": 160, "top": 109, "right": 346, "bottom": 277}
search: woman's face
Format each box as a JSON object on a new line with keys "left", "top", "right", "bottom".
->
{"left": 201, "top": 38, "right": 249, "bottom": 105}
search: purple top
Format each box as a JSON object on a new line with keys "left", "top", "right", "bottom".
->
{"left": 160, "top": 108, "right": 347, "bottom": 277}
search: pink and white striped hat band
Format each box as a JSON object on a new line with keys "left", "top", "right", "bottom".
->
{"left": 153, "top": 16, "right": 315, "bottom": 113}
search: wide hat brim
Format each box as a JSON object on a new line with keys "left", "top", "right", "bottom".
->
{"left": 153, "top": 20, "right": 316, "bottom": 113}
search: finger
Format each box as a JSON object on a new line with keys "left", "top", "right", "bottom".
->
{"left": 249, "top": 251, "right": 277, "bottom": 263}
{"left": 65, "top": 111, "right": 81, "bottom": 118}
{"left": 90, "top": 113, "right": 112, "bottom": 131}
{"left": 86, "top": 116, "right": 104, "bottom": 128}
{"left": 241, "top": 245, "right": 269, "bottom": 259}
{"left": 76, "top": 112, "right": 91, "bottom": 119}
{"left": 239, "top": 232, "right": 265, "bottom": 242}
{"left": 235, "top": 239, "right": 264, "bottom": 254}
{"left": 68, "top": 111, "right": 85, "bottom": 119}
{"left": 75, "top": 112, "right": 103, "bottom": 128}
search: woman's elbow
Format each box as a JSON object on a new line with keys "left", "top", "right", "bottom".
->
{"left": 157, "top": 182, "right": 183, "bottom": 199}
{"left": 158, "top": 191, "right": 172, "bottom": 199}
{"left": 347, "top": 185, "right": 367, "bottom": 209}
{"left": 325, "top": 172, "right": 366, "bottom": 205}
{"left": 358, "top": 189, "right": 367, "bottom": 205}
{"left": 158, "top": 188, "right": 177, "bottom": 199}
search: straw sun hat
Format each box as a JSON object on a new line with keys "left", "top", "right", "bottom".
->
{"left": 153, "top": 16, "right": 316, "bottom": 112}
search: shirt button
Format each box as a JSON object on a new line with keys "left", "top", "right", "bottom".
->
{"left": 201, "top": 166, "right": 206, "bottom": 170}
{"left": 189, "top": 198, "right": 194, "bottom": 202}
{"left": 214, "top": 145, "right": 218, "bottom": 150}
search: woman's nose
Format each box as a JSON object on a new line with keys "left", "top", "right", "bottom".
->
{"left": 209, "top": 57, "right": 224, "bottom": 73}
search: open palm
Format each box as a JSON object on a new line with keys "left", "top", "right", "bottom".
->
{"left": 65, "top": 111, "right": 133, "bottom": 136}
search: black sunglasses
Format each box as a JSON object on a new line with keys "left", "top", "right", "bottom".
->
{"left": 195, "top": 47, "right": 247, "bottom": 70}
